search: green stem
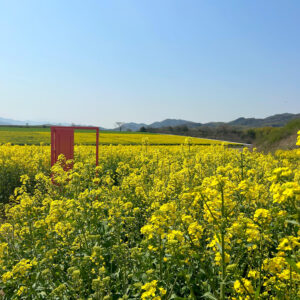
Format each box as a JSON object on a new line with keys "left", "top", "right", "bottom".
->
{"left": 159, "top": 236, "right": 162, "bottom": 280}
{"left": 221, "top": 230, "right": 225, "bottom": 300}
{"left": 220, "top": 186, "right": 226, "bottom": 300}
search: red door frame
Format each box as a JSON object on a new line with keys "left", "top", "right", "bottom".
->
{"left": 51, "top": 126, "right": 99, "bottom": 167}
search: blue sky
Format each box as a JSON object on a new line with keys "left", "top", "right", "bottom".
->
{"left": 0, "top": 0, "right": 299, "bottom": 128}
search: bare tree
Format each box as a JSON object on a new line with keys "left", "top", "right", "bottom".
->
{"left": 115, "top": 122, "right": 125, "bottom": 132}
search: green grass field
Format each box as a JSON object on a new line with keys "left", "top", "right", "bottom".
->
{"left": 0, "top": 126, "right": 239, "bottom": 145}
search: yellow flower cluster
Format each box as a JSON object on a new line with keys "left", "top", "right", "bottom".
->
{"left": 0, "top": 132, "right": 299, "bottom": 298}
{"left": 141, "top": 280, "right": 166, "bottom": 300}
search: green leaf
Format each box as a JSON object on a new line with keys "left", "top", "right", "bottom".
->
{"left": 285, "top": 220, "right": 299, "bottom": 226}
{"left": 203, "top": 292, "right": 218, "bottom": 300}
{"left": 255, "top": 285, "right": 261, "bottom": 299}
{"left": 285, "top": 257, "right": 300, "bottom": 274}
{"left": 141, "top": 273, "right": 147, "bottom": 282}
{"left": 216, "top": 242, "right": 222, "bottom": 253}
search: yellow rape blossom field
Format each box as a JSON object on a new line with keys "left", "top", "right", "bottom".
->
{"left": 0, "top": 133, "right": 299, "bottom": 299}
{"left": 0, "top": 127, "right": 236, "bottom": 145}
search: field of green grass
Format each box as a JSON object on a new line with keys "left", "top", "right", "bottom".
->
{"left": 0, "top": 126, "right": 238, "bottom": 145}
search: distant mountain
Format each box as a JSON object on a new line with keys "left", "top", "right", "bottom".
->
{"left": 121, "top": 113, "right": 300, "bottom": 131}
{"left": 149, "top": 119, "right": 201, "bottom": 128}
{"left": 1, "top": 113, "right": 299, "bottom": 131}
{"left": 0, "top": 117, "right": 30, "bottom": 125}
{"left": 0, "top": 117, "right": 106, "bottom": 128}
{"left": 123, "top": 122, "right": 147, "bottom": 131}
{"left": 122, "top": 119, "right": 201, "bottom": 131}
{"left": 228, "top": 113, "right": 300, "bottom": 127}
{"left": 0, "top": 117, "right": 72, "bottom": 126}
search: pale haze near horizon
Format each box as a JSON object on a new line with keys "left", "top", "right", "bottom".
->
{"left": 0, "top": 0, "right": 299, "bottom": 128}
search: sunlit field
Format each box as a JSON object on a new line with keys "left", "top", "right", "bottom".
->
{"left": 0, "top": 133, "right": 299, "bottom": 299}
{"left": 0, "top": 127, "right": 237, "bottom": 145}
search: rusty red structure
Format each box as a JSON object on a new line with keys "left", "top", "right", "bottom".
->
{"left": 51, "top": 126, "right": 99, "bottom": 167}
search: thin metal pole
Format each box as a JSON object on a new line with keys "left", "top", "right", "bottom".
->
{"left": 96, "top": 128, "right": 99, "bottom": 166}
{"left": 51, "top": 127, "right": 55, "bottom": 166}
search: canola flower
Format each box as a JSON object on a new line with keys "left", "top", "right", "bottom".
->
{"left": 0, "top": 134, "right": 299, "bottom": 299}
{"left": 0, "top": 128, "right": 234, "bottom": 146}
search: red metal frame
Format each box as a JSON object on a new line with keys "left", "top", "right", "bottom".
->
{"left": 51, "top": 126, "right": 99, "bottom": 167}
